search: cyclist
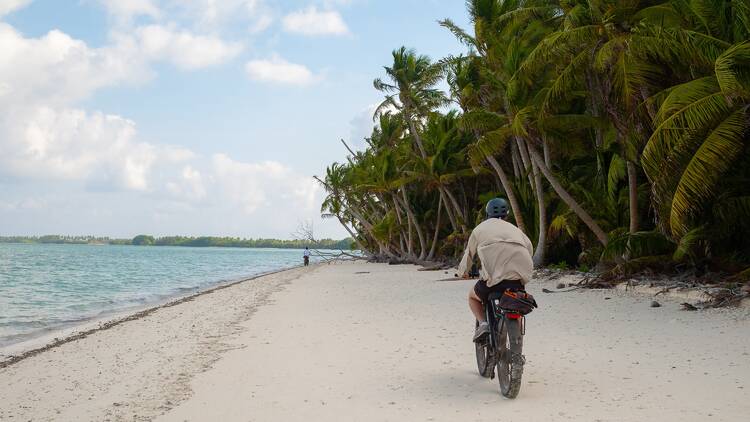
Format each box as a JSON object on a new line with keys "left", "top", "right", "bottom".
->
{"left": 457, "top": 198, "right": 534, "bottom": 342}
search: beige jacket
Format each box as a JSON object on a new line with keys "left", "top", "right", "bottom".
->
{"left": 457, "top": 218, "right": 534, "bottom": 286}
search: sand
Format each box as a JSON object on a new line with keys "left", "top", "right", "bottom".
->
{"left": 1, "top": 262, "right": 749, "bottom": 421}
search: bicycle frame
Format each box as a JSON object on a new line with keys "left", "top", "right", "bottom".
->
{"left": 476, "top": 290, "right": 528, "bottom": 398}
{"left": 485, "top": 292, "right": 525, "bottom": 348}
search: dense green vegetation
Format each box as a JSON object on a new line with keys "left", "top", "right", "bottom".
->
{"left": 132, "top": 235, "right": 156, "bottom": 246}
{"left": 0, "top": 236, "right": 353, "bottom": 250}
{"left": 319, "top": 0, "right": 750, "bottom": 276}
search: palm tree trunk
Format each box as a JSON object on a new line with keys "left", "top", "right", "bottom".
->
{"left": 313, "top": 175, "right": 392, "bottom": 257}
{"left": 399, "top": 187, "right": 428, "bottom": 260}
{"left": 336, "top": 216, "right": 370, "bottom": 256}
{"left": 527, "top": 144, "right": 609, "bottom": 246}
{"left": 443, "top": 187, "right": 467, "bottom": 232}
{"left": 347, "top": 203, "right": 397, "bottom": 254}
{"left": 511, "top": 142, "right": 522, "bottom": 179}
{"left": 458, "top": 181, "right": 470, "bottom": 226}
{"left": 391, "top": 192, "right": 408, "bottom": 255}
{"left": 395, "top": 196, "right": 413, "bottom": 259}
{"left": 530, "top": 159, "right": 547, "bottom": 267}
{"left": 391, "top": 195, "right": 404, "bottom": 225}
{"left": 627, "top": 160, "right": 639, "bottom": 234}
{"left": 515, "top": 137, "right": 535, "bottom": 188}
{"left": 405, "top": 110, "right": 428, "bottom": 159}
{"left": 406, "top": 210, "right": 414, "bottom": 258}
{"left": 439, "top": 188, "right": 459, "bottom": 233}
{"left": 542, "top": 137, "right": 551, "bottom": 168}
{"left": 486, "top": 155, "right": 527, "bottom": 234}
{"left": 427, "top": 195, "right": 443, "bottom": 260}
{"left": 398, "top": 233, "right": 407, "bottom": 256}
{"left": 377, "top": 196, "right": 402, "bottom": 254}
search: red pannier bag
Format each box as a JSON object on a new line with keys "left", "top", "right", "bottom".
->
{"left": 498, "top": 290, "right": 538, "bottom": 315}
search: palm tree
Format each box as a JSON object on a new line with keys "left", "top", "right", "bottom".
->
{"left": 317, "top": 0, "right": 750, "bottom": 275}
{"left": 512, "top": 0, "right": 687, "bottom": 239}
{"left": 446, "top": 55, "right": 530, "bottom": 235}
{"left": 409, "top": 112, "right": 476, "bottom": 232}
{"left": 442, "top": 0, "right": 564, "bottom": 265}
{"left": 641, "top": 1, "right": 750, "bottom": 243}
{"left": 374, "top": 47, "right": 448, "bottom": 159}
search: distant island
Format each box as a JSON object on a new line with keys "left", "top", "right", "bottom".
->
{"left": 0, "top": 235, "right": 354, "bottom": 250}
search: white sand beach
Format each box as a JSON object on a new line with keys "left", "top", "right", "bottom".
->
{"left": 2, "top": 261, "right": 749, "bottom": 421}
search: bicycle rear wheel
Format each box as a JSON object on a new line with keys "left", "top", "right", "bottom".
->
{"left": 474, "top": 321, "right": 495, "bottom": 378}
{"left": 497, "top": 318, "right": 524, "bottom": 398}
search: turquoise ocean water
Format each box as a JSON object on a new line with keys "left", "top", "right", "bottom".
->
{"left": 0, "top": 243, "right": 317, "bottom": 346}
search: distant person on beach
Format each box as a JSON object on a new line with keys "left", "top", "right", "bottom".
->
{"left": 303, "top": 247, "right": 311, "bottom": 266}
{"left": 458, "top": 198, "right": 534, "bottom": 342}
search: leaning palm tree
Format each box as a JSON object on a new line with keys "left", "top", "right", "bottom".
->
{"left": 317, "top": 163, "right": 393, "bottom": 258}
{"left": 409, "top": 112, "right": 476, "bottom": 232}
{"left": 443, "top": 1, "right": 561, "bottom": 264}
{"left": 513, "top": 0, "right": 671, "bottom": 237}
{"left": 373, "top": 47, "right": 448, "bottom": 159}
{"left": 446, "top": 55, "right": 529, "bottom": 236}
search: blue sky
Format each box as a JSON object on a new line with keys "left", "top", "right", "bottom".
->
{"left": 0, "top": 0, "right": 470, "bottom": 239}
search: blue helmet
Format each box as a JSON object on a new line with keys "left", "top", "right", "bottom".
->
{"left": 486, "top": 198, "right": 509, "bottom": 219}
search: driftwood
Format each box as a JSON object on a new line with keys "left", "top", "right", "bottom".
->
{"left": 293, "top": 221, "right": 368, "bottom": 264}
{"left": 547, "top": 266, "right": 750, "bottom": 308}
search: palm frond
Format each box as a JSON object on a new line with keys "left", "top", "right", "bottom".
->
{"left": 467, "top": 126, "right": 513, "bottom": 170}
{"left": 607, "top": 153, "right": 627, "bottom": 200}
{"left": 542, "top": 49, "right": 589, "bottom": 112}
{"left": 714, "top": 41, "right": 750, "bottom": 98}
{"left": 459, "top": 109, "right": 506, "bottom": 132}
{"left": 438, "top": 18, "right": 477, "bottom": 49}
{"left": 669, "top": 108, "right": 749, "bottom": 236}
{"left": 602, "top": 230, "right": 675, "bottom": 260}
{"left": 672, "top": 225, "right": 709, "bottom": 261}
{"left": 642, "top": 77, "right": 726, "bottom": 180}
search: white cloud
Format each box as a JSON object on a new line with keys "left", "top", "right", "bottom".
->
{"left": 249, "top": 12, "right": 273, "bottom": 33}
{"left": 212, "top": 154, "right": 318, "bottom": 213}
{"left": 0, "top": 0, "right": 31, "bottom": 17}
{"left": 0, "top": 102, "right": 320, "bottom": 213}
{"left": 0, "top": 23, "right": 149, "bottom": 106}
{"left": 98, "top": 0, "right": 160, "bottom": 23}
{"left": 240, "top": 0, "right": 274, "bottom": 33}
{"left": 134, "top": 24, "right": 242, "bottom": 70}
{"left": 282, "top": 6, "right": 349, "bottom": 36}
{"left": 165, "top": 165, "right": 206, "bottom": 201}
{"left": 0, "top": 106, "right": 193, "bottom": 191}
{"left": 161, "top": 0, "right": 274, "bottom": 33}
{"left": 245, "top": 55, "right": 317, "bottom": 85}
{"left": 0, "top": 21, "right": 236, "bottom": 194}
{"left": 0, "top": 7, "right": 346, "bottom": 238}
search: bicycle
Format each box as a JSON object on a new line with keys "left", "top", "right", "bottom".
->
{"left": 474, "top": 290, "right": 530, "bottom": 398}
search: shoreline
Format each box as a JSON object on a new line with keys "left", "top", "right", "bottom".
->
{"left": 0, "top": 264, "right": 305, "bottom": 368}
{"left": 4, "top": 263, "right": 745, "bottom": 367}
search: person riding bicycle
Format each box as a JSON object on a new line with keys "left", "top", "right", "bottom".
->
{"left": 458, "top": 198, "right": 534, "bottom": 342}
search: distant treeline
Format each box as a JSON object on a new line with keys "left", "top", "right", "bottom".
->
{"left": 0, "top": 235, "right": 354, "bottom": 250}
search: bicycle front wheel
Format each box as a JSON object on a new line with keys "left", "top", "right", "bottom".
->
{"left": 497, "top": 318, "right": 524, "bottom": 398}
{"left": 474, "top": 321, "right": 495, "bottom": 378}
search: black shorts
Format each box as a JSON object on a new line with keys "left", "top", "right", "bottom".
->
{"left": 473, "top": 279, "right": 524, "bottom": 304}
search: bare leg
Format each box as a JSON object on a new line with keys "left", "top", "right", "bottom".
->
{"left": 469, "top": 288, "right": 486, "bottom": 322}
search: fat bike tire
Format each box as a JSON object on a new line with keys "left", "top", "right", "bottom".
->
{"left": 497, "top": 318, "right": 524, "bottom": 398}
{"left": 474, "top": 321, "right": 495, "bottom": 378}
